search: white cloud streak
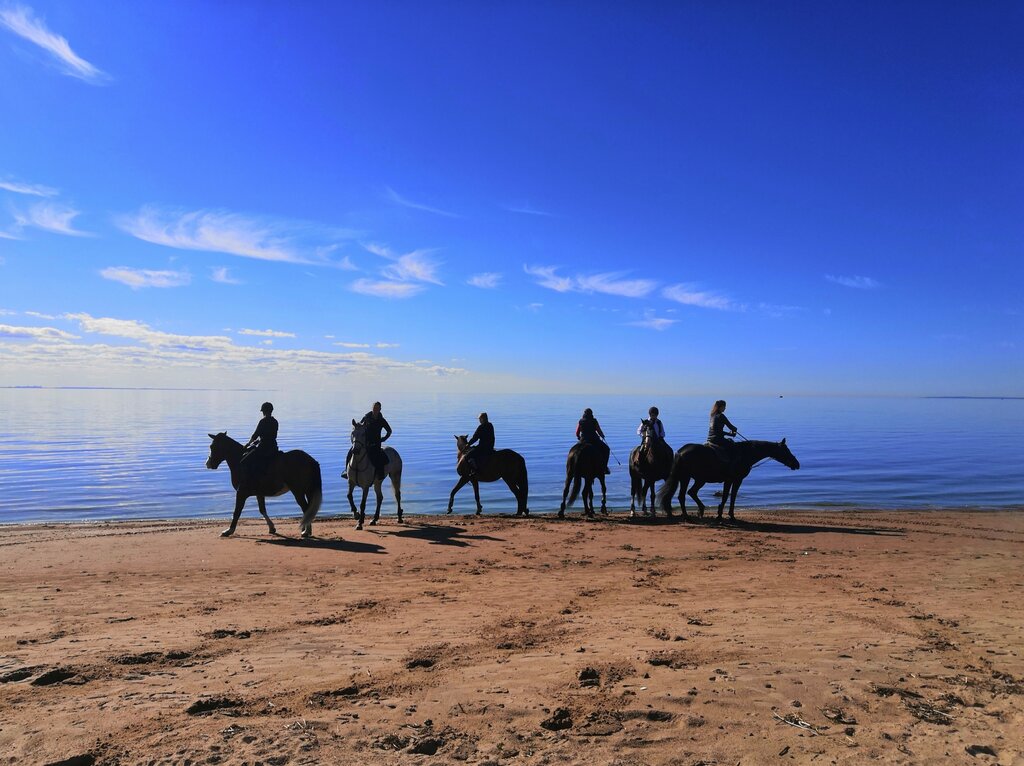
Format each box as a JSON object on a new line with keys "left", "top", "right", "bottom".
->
{"left": 385, "top": 186, "right": 461, "bottom": 218}
{"left": 238, "top": 328, "right": 296, "bottom": 339}
{"left": 662, "top": 283, "right": 735, "bottom": 310}
{"left": 0, "top": 323, "right": 78, "bottom": 341}
{"left": 352, "top": 243, "right": 442, "bottom": 298}
{"left": 100, "top": 267, "right": 191, "bottom": 289}
{"left": 826, "top": 274, "right": 881, "bottom": 289}
{"left": 210, "top": 266, "right": 242, "bottom": 285}
{"left": 0, "top": 178, "right": 58, "bottom": 197}
{"left": 13, "top": 202, "right": 90, "bottom": 236}
{"left": 0, "top": 5, "right": 107, "bottom": 83}
{"left": 467, "top": 272, "right": 502, "bottom": 289}
{"left": 524, "top": 265, "right": 657, "bottom": 298}
{"left": 118, "top": 207, "right": 358, "bottom": 266}
{"left": 350, "top": 278, "right": 425, "bottom": 299}
{"left": 335, "top": 341, "right": 370, "bottom": 348}
{"left": 628, "top": 311, "right": 678, "bottom": 331}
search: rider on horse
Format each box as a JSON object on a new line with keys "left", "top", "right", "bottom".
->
{"left": 464, "top": 412, "right": 494, "bottom": 477}
{"left": 577, "top": 408, "right": 611, "bottom": 474}
{"left": 343, "top": 401, "right": 392, "bottom": 480}
{"left": 706, "top": 399, "right": 738, "bottom": 465}
{"left": 241, "top": 402, "right": 279, "bottom": 480}
{"left": 634, "top": 406, "right": 665, "bottom": 464}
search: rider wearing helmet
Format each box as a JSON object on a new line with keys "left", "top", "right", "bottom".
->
{"left": 343, "top": 401, "right": 392, "bottom": 480}
{"left": 576, "top": 407, "right": 611, "bottom": 474}
{"left": 241, "top": 402, "right": 279, "bottom": 479}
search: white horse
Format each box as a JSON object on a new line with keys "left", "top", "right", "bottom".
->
{"left": 346, "top": 420, "right": 403, "bottom": 529}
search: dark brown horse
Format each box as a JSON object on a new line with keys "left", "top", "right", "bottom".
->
{"left": 658, "top": 438, "right": 800, "bottom": 520}
{"left": 558, "top": 442, "right": 608, "bottom": 518}
{"left": 447, "top": 435, "right": 529, "bottom": 515}
{"left": 206, "top": 432, "right": 323, "bottom": 538}
{"left": 629, "top": 419, "right": 674, "bottom": 517}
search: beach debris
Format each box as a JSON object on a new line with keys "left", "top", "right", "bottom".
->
{"left": 0, "top": 666, "right": 42, "bottom": 683}
{"left": 308, "top": 686, "right": 359, "bottom": 706}
{"left": 779, "top": 746, "right": 790, "bottom": 756}
{"left": 373, "top": 733, "right": 410, "bottom": 750}
{"left": 30, "top": 668, "right": 83, "bottom": 686}
{"left": 185, "top": 696, "right": 242, "bottom": 715}
{"left": 540, "top": 708, "right": 573, "bottom": 731}
{"left": 965, "top": 744, "right": 998, "bottom": 757}
{"left": 207, "top": 628, "right": 251, "bottom": 640}
{"left": 905, "top": 699, "right": 954, "bottom": 724}
{"left": 821, "top": 708, "right": 858, "bottom": 725}
{"left": 408, "top": 737, "right": 442, "bottom": 755}
{"left": 773, "top": 712, "right": 819, "bottom": 735}
{"left": 647, "top": 650, "right": 690, "bottom": 669}
{"left": 686, "top": 616, "right": 711, "bottom": 626}
{"left": 870, "top": 683, "right": 922, "bottom": 700}
{"left": 578, "top": 667, "right": 600, "bottom": 687}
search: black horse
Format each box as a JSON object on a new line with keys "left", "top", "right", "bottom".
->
{"left": 629, "top": 419, "right": 674, "bottom": 518}
{"left": 207, "top": 432, "right": 323, "bottom": 538}
{"left": 558, "top": 442, "right": 608, "bottom": 518}
{"left": 658, "top": 438, "right": 800, "bottom": 520}
{"left": 447, "top": 435, "right": 529, "bottom": 516}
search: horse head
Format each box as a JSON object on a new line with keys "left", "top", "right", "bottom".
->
{"left": 206, "top": 432, "right": 230, "bottom": 469}
{"left": 350, "top": 420, "right": 368, "bottom": 456}
{"left": 773, "top": 437, "right": 800, "bottom": 470}
{"left": 454, "top": 434, "right": 469, "bottom": 455}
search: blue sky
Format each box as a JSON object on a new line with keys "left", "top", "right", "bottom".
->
{"left": 0, "top": 1, "right": 1020, "bottom": 395}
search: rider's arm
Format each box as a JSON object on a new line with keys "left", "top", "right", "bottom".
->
{"left": 381, "top": 417, "right": 392, "bottom": 442}
{"left": 575, "top": 422, "right": 582, "bottom": 439}
{"left": 596, "top": 422, "right": 606, "bottom": 440}
{"left": 636, "top": 421, "right": 644, "bottom": 436}
{"left": 722, "top": 415, "right": 737, "bottom": 433}
{"left": 467, "top": 425, "right": 480, "bottom": 446}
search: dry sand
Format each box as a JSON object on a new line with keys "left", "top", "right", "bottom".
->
{"left": 1, "top": 509, "right": 1022, "bottom": 765}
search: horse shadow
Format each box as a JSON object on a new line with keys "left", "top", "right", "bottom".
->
{"left": 671, "top": 515, "right": 905, "bottom": 537}
{"left": 381, "top": 523, "right": 506, "bottom": 548}
{"left": 256, "top": 536, "right": 387, "bottom": 554}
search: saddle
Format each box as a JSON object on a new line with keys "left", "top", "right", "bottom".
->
{"left": 704, "top": 441, "right": 735, "bottom": 467}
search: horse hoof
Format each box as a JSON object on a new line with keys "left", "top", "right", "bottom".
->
{"left": 369, "top": 520, "right": 378, "bottom": 526}
{"left": 220, "top": 528, "right": 234, "bottom": 538}
{"left": 445, "top": 509, "right": 453, "bottom": 515}
{"left": 356, "top": 524, "right": 363, "bottom": 531}
{"left": 301, "top": 531, "right": 312, "bottom": 539}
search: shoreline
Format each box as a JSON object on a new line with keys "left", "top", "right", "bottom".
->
{"left": 2, "top": 509, "right": 1022, "bottom": 764}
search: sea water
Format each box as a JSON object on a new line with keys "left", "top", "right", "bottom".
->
{"left": 0, "top": 389, "right": 1021, "bottom": 524}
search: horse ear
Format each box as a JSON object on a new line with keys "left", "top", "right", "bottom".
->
{"left": 208, "top": 433, "right": 216, "bottom": 439}
{"left": 781, "top": 437, "right": 787, "bottom": 445}
{"left": 352, "top": 418, "right": 357, "bottom": 426}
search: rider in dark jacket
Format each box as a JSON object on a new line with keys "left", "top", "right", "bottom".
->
{"left": 576, "top": 408, "right": 611, "bottom": 474}
{"left": 465, "top": 412, "right": 495, "bottom": 476}
{"left": 241, "top": 402, "right": 278, "bottom": 480}
{"left": 343, "top": 401, "right": 392, "bottom": 480}
{"left": 706, "top": 399, "right": 738, "bottom": 467}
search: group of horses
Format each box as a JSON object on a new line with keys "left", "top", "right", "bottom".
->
{"left": 205, "top": 418, "right": 800, "bottom": 539}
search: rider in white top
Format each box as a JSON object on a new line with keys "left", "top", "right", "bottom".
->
{"left": 637, "top": 406, "right": 665, "bottom": 440}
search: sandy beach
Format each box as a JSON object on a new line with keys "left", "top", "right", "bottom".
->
{"left": 1, "top": 509, "right": 1022, "bottom": 765}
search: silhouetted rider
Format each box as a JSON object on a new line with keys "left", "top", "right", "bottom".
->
{"left": 241, "top": 402, "right": 278, "bottom": 479}
{"left": 343, "top": 401, "right": 392, "bottom": 480}
{"left": 637, "top": 406, "right": 666, "bottom": 441}
{"left": 576, "top": 407, "right": 611, "bottom": 474}
{"left": 706, "top": 399, "right": 738, "bottom": 466}
{"left": 465, "top": 412, "right": 494, "bottom": 477}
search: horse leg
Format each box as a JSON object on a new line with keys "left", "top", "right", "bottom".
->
{"left": 356, "top": 486, "right": 369, "bottom": 530}
{"left": 391, "top": 471, "right": 403, "bottom": 523}
{"left": 718, "top": 481, "right": 730, "bottom": 519}
{"left": 502, "top": 476, "right": 519, "bottom": 513}
{"left": 558, "top": 474, "right": 574, "bottom": 518}
{"left": 257, "top": 495, "right": 277, "bottom": 535}
{"left": 647, "top": 480, "right": 657, "bottom": 516}
{"left": 598, "top": 474, "right": 608, "bottom": 514}
{"left": 472, "top": 480, "right": 483, "bottom": 516}
{"left": 689, "top": 480, "right": 707, "bottom": 518}
{"left": 584, "top": 478, "right": 594, "bottom": 517}
{"left": 220, "top": 491, "right": 248, "bottom": 537}
{"left": 347, "top": 481, "right": 359, "bottom": 520}
{"left": 728, "top": 479, "right": 742, "bottom": 520}
{"left": 447, "top": 476, "right": 469, "bottom": 514}
{"left": 370, "top": 480, "right": 383, "bottom": 525}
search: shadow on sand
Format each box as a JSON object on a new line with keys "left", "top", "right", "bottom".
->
{"left": 256, "top": 535, "right": 386, "bottom": 554}
{"left": 379, "top": 522, "right": 506, "bottom": 548}
{"left": 624, "top": 513, "right": 904, "bottom": 536}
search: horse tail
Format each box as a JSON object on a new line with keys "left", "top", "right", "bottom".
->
{"left": 567, "top": 475, "right": 582, "bottom": 508}
{"left": 657, "top": 456, "right": 679, "bottom": 511}
{"left": 306, "top": 459, "right": 323, "bottom": 519}
{"left": 518, "top": 456, "right": 528, "bottom": 507}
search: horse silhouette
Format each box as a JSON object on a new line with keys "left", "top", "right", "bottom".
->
{"left": 558, "top": 441, "right": 608, "bottom": 518}
{"left": 346, "top": 419, "right": 403, "bottom": 530}
{"left": 629, "top": 419, "right": 674, "bottom": 517}
{"left": 658, "top": 438, "right": 800, "bottom": 520}
{"left": 206, "top": 432, "right": 323, "bottom": 538}
{"left": 447, "top": 435, "right": 529, "bottom": 515}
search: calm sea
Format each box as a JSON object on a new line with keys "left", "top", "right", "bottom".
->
{"left": 0, "top": 389, "right": 1021, "bottom": 524}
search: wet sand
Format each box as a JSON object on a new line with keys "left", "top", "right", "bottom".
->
{"left": 1, "top": 509, "right": 1022, "bottom": 765}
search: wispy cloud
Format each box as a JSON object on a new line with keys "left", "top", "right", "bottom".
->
{"left": 0, "top": 177, "right": 58, "bottom": 197}
{"left": 1, "top": 313, "right": 466, "bottom": 379}
{"left": 350, "top": 278, "right": 425, "bottom": 299}
{"left": 502, "top": 203, "right": 553, "bottom": 217}
{"left": 385, "top": 186, "right": 461, "bottom": 218}
{"left": 210, "top": 266, "right": 242, "bottom": 285}
{"left": 376, "top": 342, "right": 399, "bottom": 348}
{"left": 117, "top": 207, "right": 358, "bottom": 266}
{"left": 662, "top": 283, "right": 735, "bottom": 310}
{"left": 100, "top": 267, "right": 191, "bottom": 289}
{"left": 0, "top": 5, "right": 107, "bottom": 83}
{"left": 335, "top": 341, "right": 370, "bottom": 348}
{"left": 352, "top": 242, "right": 443, "bottom": 298}
{"left": 13, "top": 202, "right": 90, "bottom": 236}
{"left": 826, "top": 274, "right": 880, "bottom": 289}
{"left": 467, "top": 272, "right": 502, "bottom": 289}
{"left": 238, "top": 328, "right": 295, "bottom": 339}
{"left": 628, "top": 311, "right": 678, "bottom": 331}
{"left": 524, "top": 265, "right": 657, "bottom": 298}
{"left": 0, "top": 323, "right": 78, "bottom": 341}
{"left": 24, "top": 310, "right": 57, "bottom": 319}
